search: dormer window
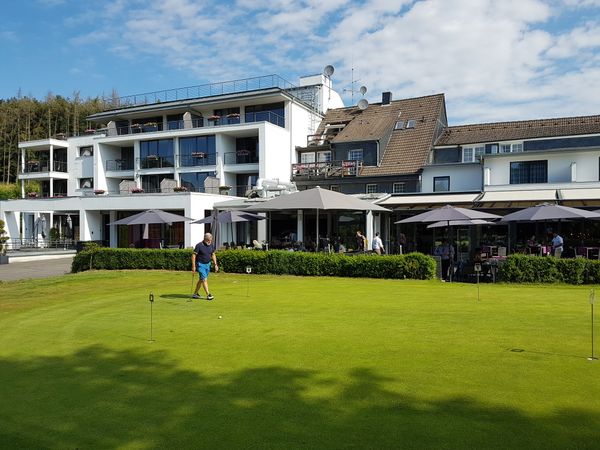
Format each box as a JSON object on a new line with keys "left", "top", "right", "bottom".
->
{"left": 500, "top": 142, "right": 523, "bottom": 153}
{"left": 462, "top": 145, "right": 484, "bottom": 162}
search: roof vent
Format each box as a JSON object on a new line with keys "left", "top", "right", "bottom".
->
{"left": 382, "top": 92, "right": 392, "bottom": 105}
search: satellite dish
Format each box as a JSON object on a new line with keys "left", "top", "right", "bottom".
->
{"left": 323, "top": 65, "right": 335, "bottom": 77}
{"left": 359, "top": 86, "right": 367, "bottom": 95}
{"left": 357, "top": 99, "right": 369, "bottom": 110}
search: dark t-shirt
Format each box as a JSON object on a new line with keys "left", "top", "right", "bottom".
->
{"left": 194, "top": 241, "right": 215, "bottom": 264}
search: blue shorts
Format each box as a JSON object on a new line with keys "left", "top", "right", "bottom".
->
{"left": 196, "top": 262, "right": 211, "bottom": 281}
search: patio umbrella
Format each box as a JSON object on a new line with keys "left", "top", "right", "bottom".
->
{"left": 192, "top": 210, "right": 266, "bottom": 247}
{"left": 244, "top": 186, "right": 389, "bottom": 250}
{"left": 109, "top": 209, "right": 194, "bottom": 239}
{"left": 500, "top": 203, "right": 600, "bottom": 222}
{"left": 395, "top": 205, "right": 502, "bottom": 225}
{"left": 426, "top": 219, "right": 497, "bottom": 229}
{"left": 396, "top": 205, "right": 502, "bottom": 281}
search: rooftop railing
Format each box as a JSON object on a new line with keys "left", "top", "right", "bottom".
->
{"left": 103, "top": 75, "right": 297, "bottom": 110}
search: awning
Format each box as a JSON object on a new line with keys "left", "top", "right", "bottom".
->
{"left": 379, "top": 193, "right": 480, "bottom": 209}
{"left": 559, "top": 189, "right": 600, "bottom": 201}
{"left": 476, "top": 189, "right": 558, "bottom": 207}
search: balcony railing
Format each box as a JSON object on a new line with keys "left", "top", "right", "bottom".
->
{"left": 223, "top": 151, "right": 259, "bottom": 165}
{"left": 179, "top": 153, "right": 217, "bottom": 167}
{"left": 23, "top": 160, "right": 68, "bottom": 173}
{"left": 137, "top": 156, "right": 175, "bottom": 169}
{"left": 291, "top": 160, "right": 363, "bottom": 179}
{"left": 107, "top": 111, "right": 284, "bottom": 137}
{"left": 106, "top": 159, "right": 135, "bottom": 171}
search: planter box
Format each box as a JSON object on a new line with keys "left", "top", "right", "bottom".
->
{"left": 0, "top": 255, "right": 9, "bottom": 265}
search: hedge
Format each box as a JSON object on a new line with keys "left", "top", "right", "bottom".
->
{"left": 499, "top": 254, "right": 600, "bottom": 284}
{"left": 71, "top": 248, "right": 437, "bottom": 280}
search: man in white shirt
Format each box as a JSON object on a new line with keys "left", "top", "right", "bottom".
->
{"left": 372, "top": 232, "right": 385, "bottom": 255}
{"left": 551, "top": 232, "right": 564, "bottom": 258}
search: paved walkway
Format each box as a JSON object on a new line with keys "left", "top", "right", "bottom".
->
{"left": 0, "top": 255, "right": 75, "bottom": 282}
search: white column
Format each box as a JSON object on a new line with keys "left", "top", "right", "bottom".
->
{"left": 571, "top": 162, "right": 577, "bottom": 182}
{"left": 484, "top": 167, "right": 491, "bottom": 186}
{"left": 49, "top": 144, "right": 54, "bottom": 197}
{"left": 366, "top": 211, "right": 374, "bottom": 249}
{"left": 297, "top": 210, "right": 303, "bottom": 242}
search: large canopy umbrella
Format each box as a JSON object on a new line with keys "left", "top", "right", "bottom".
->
{"left": 109, "top": 209, "right": 194, "bottom": 239}
{"left": 192, "top": 210, "right": 266, "bottom": 247}
{"left": 245, "top": 186, "right": 389, "bottom": 250}
{"left": 501, "top": 203, "right": 600, "bottom": 222}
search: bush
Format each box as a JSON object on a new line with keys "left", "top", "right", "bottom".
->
{"left": 72, "top": 248, "right": 437, "bottom": 280}
{"left": 499, "top": 254, "right": 596, "bottom": 284}
{"left": 0, "top": 183, "right": 21, "bottom": 200}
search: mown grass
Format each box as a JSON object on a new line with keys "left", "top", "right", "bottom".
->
{"left": 0, "top": 271, "right": 599, "bottom": 449}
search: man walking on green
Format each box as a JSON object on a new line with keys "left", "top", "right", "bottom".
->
{"left": 192, "top": 232, "right": 219, "bottom": 300}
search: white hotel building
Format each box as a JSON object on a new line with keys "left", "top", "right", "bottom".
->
{"left": 1, "top": 74, "right": 343, "bottom": 249}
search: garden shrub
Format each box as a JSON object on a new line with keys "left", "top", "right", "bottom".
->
{"left": 500, "top": 254, "right": 593, "bottom": 284}
{"left": 72, "top": 248, "right": 437, "bottom": 280}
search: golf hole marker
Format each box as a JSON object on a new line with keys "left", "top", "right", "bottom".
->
{"left": 590, "top": 289, "right": 597, "bottom": 361}
{"left": 149, "top": 292, "right": 155, "bottom": 343}
{"left": 245, "top": 266, "right": 252, "bottom": 297}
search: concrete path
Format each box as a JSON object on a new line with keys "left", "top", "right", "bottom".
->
{"left": 0, "top": 255, "right": 75, "bottom": 282}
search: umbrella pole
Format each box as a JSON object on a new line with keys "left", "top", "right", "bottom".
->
{"left": 316, "top": 209, "right": 319, "bottom": 252}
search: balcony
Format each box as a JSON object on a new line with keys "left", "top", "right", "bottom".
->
{"left": 23, "top": 160, "right": 68, "bottom": 173}
{"left": 223, "top": 151, "right": 259, "bottom": 165}
{"left": 137, "top": 156, "right": 175, "bottom": 169}
{"left": 291, "top": 160, "right": 363, "bottom": 179}
{"left": 179, "top": 153, "right": 217, "bottom": 167}
{"left": 106, "top": 159, "right": 135, "bottom": 171}
{"left": 107, "top": 111, "right": 285, "bottom": 137}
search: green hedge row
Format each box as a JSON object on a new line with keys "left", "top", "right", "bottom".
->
{"left": 72, "top": 248, "right": 437, "bottom": 280}
{"left": 499, "top": 254, "right": 600, "bottom": 284}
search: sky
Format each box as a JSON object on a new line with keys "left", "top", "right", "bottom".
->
{"left": 1, "top": 0, "right": 600, "bottom": 124}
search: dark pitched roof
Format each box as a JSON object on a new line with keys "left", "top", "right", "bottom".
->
{"left": 436, "top": 115, "right": 600, "bottom": 146}
{"left": 316, "top": 93, "right": 446, "bottom": 176}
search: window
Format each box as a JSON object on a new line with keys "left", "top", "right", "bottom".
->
{"left": 140, "top": 139, "right": 175, "bottom": 168}
{"left": 393, "top": 182, "right": 405, "bottom": 193}
{"left": 348, "top": 149, "right": 363, "bottom": 161}
{"left": 462, "top": 145, "right": 485, "bottom": 162}
{"left": 330, "top": 185, "right": 340, "bottom": 192}
{"left": 406, "top": 119, "right": 416, "bottom": 129}
{"left": 433, "top": 176, "right": 450, "bottom": 192}
{"left": 79, "top": 178, "right": 93, "bottom": 189}
{"left": 301, "top": 152, "right": 315, "bottom": 163}
{"left": 500, "top": 143, "right": 523, "bottom": 153}
{"left": 245, "top": 102, "right": 285, "bottom": 127}
{"left": 394, "top": 121, "right": 404, "bottom": 130}
{"left": 79, "top": 146, "right": 93, "bottom": 157}
{"left": 214, "top": 107, "right": 240, "bottom": 124}
{"left": 366, "top": 184, "right": 378, "bottom": 194}
{"left": 180, "top": 136, "right": 216, "bottom": 166}
{"left": 510, "top": 160, "right": 547, "bottom": 184}
{"left": 317, "top": 151, "right": 332, "bottom": 162}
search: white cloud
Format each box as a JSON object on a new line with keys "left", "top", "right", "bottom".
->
{"left": 67, "top": 0, "right": 600, "bottom": 123}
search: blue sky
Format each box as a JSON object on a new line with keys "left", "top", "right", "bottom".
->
{"left": 1, "top": 0, "right": 599, "bottom": 124}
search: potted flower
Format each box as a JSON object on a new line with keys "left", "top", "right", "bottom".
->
{"left": 218, "top": 185, "right": 232, "bottom": 195}
{"left": 236, "top": 149, "right": 250, "bottom": 156}
{"left": 84, "top": 128, "right": 96, "bottom": 134}
{"left": 147, "top": 154, "right": 158, "bottom": 160}
{"left": 173, "top": 186, "right": 188, "bottom": 192}
{"left": 227, "top": 113, "right": 240, "bottom": 118}
{"left": 27, "top": 192, "right": 39, "bottom": 198}
{"left": 131, "top": 187, "right": 144, "bottom": 194}
{"left": 94, "top": 189, "right": 106, "bottom": 195}
{"left": 191, "top": 152, "right": 207, "bottom": 158}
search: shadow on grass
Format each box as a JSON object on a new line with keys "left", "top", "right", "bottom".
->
{"left": 0, "top": 346, "right": 598, "bottom": 449}
{"left": 160, "top": 294, "right": 193, "bottom": 299}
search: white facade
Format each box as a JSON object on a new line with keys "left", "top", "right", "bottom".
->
{"left": 2, "top": 74, "right": 343, "bottom": 248}
{"left": 421, "top": 163, "right": 482, "bottom": 194}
